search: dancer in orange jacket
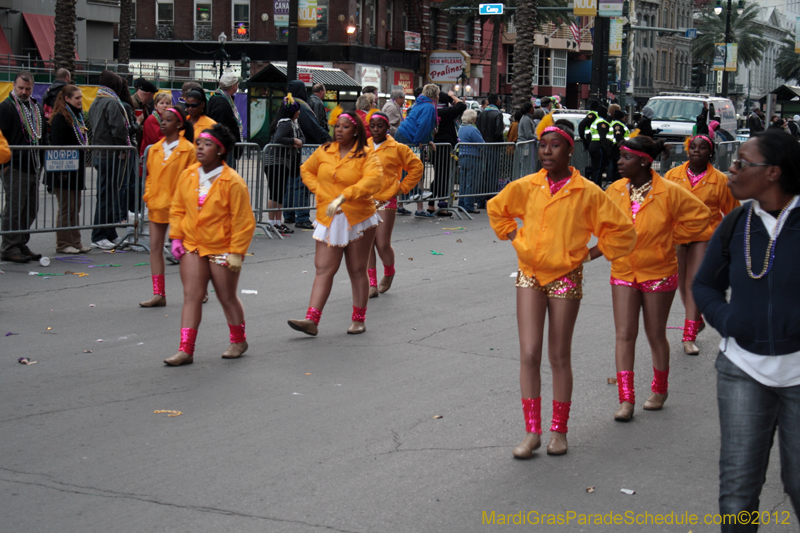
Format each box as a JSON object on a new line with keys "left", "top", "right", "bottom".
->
{"left": 604, "top": 136, "right": 710, "bottom": 420}
{"left": 664, "top": 117, "right": 739, "bottom": 355}
{"left": 366, "top": 111, "right": 424, "bottom": 298}
{"left": 288, "top": 109, "right": 384, "bottom": 336}
{"left": 488, "top": 120, "right": 636, "bottom": 458}
{"left": 140, "top": 105, "right": 196, "bottom": 308}
{"left": 165, "top": 124, "right": 256, "bottom": 366}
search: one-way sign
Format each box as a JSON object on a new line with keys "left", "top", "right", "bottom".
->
{"left": 479, "top": 3, "right": 504, "bottom": 15}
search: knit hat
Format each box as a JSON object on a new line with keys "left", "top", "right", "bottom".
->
{"left": 641, "top": 106, "right": 655, "bottom": 119}
{"left": 134, "top": 78, "right": 158, "bottom": 93}
{"left": 283, "top": 93, "right": 300, "bottom": 114}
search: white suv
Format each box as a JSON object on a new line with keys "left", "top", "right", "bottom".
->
{"left": 646, "top": 94, "right": 736, "bottom": 143}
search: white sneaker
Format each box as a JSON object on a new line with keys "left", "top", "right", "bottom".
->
{"left": 91, "top": 239, "right": 116, "bottom": 250}
{"left": 422, "top": 191, "right": 433, "bottom": 200}
{"left": 57, "top": 246, "right": 81, "bottom": 254}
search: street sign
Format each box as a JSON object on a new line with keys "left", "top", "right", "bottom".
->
{"left": 45, "top": 149, "right": 80, "bottom": 172}
{"left": 479, "top": 4, "right": 504, "bottom": 15}
{"left": 685, "top": 28, "right": 697, "bottom": 39}
{"left": 298, "top": 68, "right": 313, "bottom": 84}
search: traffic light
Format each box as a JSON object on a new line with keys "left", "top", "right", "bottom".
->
{"left": 240, "top": 53, "right": 251, "bottom": 90}
{"left": 607, "top": 58, "right": 617, "bottom": 91}
{"left": 691, "top": 64, "right": 705, "bottom": 90}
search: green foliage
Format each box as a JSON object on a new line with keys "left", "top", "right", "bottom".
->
{"left": 692, "top": 2, "right": 766, "bottom": 67}
{"left": 776, "top": 38, "right": 800, "bottom": 82}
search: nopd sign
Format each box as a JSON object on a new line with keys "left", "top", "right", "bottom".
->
{"left": 45, "top": 149, "right": 80, "bottom": 172}
{"left": 427, "top": 50, "right": 470, "bottom": 84}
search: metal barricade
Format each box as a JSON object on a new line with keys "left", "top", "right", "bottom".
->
{"left": 260, "top": 143, "right": 322, "bottom": 233}
{"left": 451, "top": 142, "right": 515, "bottom": 219}
{"left": 0, "top": 145, "right": 143, "bottom": 254}
{"left": 396, "top": 143, "right": 461, "bottom": 218}
{"left": 512, "top": 139, "right": 538, "bottom": 181}
{"left": 714, "top": 141, "right": 739, "bottom": 172}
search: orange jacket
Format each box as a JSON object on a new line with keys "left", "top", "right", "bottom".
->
{"left": 182, "top": 115, "right": 217, "bottom": 142}
{"left": 488, "top": 167, "right": 637, "bottom": 285}
{"left": 143, "top": 136, "right": 197, "bottom": 223}
{"left": 606, "top": 170, "right": 711, "bottom": 282}
{"left": 0, "top": 129, "right": 9, "bottom": 165}
{"left": 300, "top": 142, "right": 384, "bottom": 227}
{"left": 368, "top": 135, "right": 424, "bottom": 202}
{"left": 664, "top": 162, "right": 739, "bottom": 238}
{"left": 169, "top": 163, "right": 255, "bottom": 256}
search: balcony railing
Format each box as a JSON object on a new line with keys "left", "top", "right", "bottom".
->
{"left": 156, "top": 24, "right": 174, "bottom": 40}
{"left": 195, "top": 23, "right": 212, "bottom": 41}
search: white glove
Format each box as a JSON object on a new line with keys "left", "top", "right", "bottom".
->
{"left": 326, "top": 194, "right": 346, "bottom": 217}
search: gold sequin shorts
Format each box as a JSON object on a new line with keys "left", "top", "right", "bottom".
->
{"left": 515, "top": 265, "right": 583, "bottom": 299}
{"left": 188, "top": 249, "right": 238, "bottom": 267}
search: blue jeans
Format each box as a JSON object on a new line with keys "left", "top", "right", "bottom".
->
{"left": 91, "top": 156, "right": 126, "bottom": 242}
{"left": 282, "top": 174, "right": 310, "bottom": 224}
{"left": 716, "top": 351, "right": 800, "bottom": 532}
{"left": 458, "top": 155, "right": 479, "bottom": 211}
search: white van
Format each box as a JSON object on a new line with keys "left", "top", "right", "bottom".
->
{"left": 645, "top": 94, "right": 736, "bottom": 142}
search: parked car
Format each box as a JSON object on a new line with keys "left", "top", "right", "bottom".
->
{"left": 547, "top": 109, "right": 588, "bottom": 139}
{"left": 736, "top": 128, "right": 750, "bottom": 142}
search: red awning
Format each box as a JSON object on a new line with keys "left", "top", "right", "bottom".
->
{"left": 22, "top": 12, "right": 79, "bottom": 63}
{"left": 0, "top": 27, "right": 15, "bottom": 66}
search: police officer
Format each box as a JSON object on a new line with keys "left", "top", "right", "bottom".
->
{"left": 587, "top": 105, "right": 610, "bottom": 186}
{"left": 608, "top": 108, "right": 630, "bottom": 185}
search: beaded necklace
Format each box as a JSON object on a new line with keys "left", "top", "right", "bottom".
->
{"left": 67, "top": 105, "right": 88, "bottom": 146}
{"left": 744, "top": 197, "right": 797, "bottom": 279}
{"left": 10, "top": 93, "right": 42, "bottom": 145}
{"left": 686, "top": 165, "right": 708, "bottom": 188}
{"left": 96, "top": 86, "right": 132, "bottom": 146}
{"left": 216, "top": 89, "right": 242, "bottom": 138}
{"left": 628, "top": 179, "right": 652, "bottom": 222}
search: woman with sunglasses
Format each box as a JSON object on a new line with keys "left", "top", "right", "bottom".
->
{"left": 488, "top": 120, "right": 636, "bottom": 458}
{"left": 183, "top": 89, "right": 217, "bottom": 141}
{"left": 604, "top": 136, "right": 710, "bottom": 421}
{"left": 366, "top": 111, "right": 424, "bottom": 297}
{"left": 694, "top": 129, "right": 800, "bottom": 531}
{"left": 665, "top": 115, "right": 739, "bottom": 355}
{"left": 288, "top": 109, "right": 384, "bottom": 336}
{"left": 140, "top": 105, "right": 197, "bottom": 308}
{"left": 165, "top": 124, "right": 255, "bottom": 366}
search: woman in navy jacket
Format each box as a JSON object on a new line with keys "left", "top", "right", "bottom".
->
{"left": 693, "top": 129, "right": 800, "bottom": 532}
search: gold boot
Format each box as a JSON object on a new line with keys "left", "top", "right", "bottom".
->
{"left": 222, "top": 341, "right": 248, "bottom": 359}
{"left": 140, "top": 295, "right": 166, "bottom": 307}
{"left": 546, "top": 432, "right": 568, "bottom": 455}
{"left": 614, "top": 401, "right": 635, "bottom": 421}
{"left": 164, "top": 351, "right": 193, "bottom": 366}
{"left": 378, "top": 275, "right": 394, "bottom": 293}
{"left": 512, "top": 433, "right": 541, "bottom": 459}
{"left": 643, "top": 392, "right": 668, "bottom": 410}
{"left": 288, "top": 319, "right": 318, "bottom": 336}
{"left": 347, "top": 321, "right": 366, "bottom": 334}
{"left": 683, "top": 341, "right": 699, "bottom": 355}
{"left": 369, "top": 286, "right": 379, "bottom": 298}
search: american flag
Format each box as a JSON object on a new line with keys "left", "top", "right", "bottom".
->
{"left": 570, "top": 22, "right": 581, "bottom": 44}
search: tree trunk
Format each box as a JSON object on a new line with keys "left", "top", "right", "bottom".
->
{"left": 511, "top": 0, "right": 537, "bottom": 112}
{"left": 118, "top": 0, "right": 132, "bottom": 74}
{"left": 53, "top": 0, "right": 76, "bottom": 76}
{"left": 489, "top": 16, "right": 502, "bottom": 94}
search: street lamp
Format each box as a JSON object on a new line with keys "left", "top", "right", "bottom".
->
{"left": 213, "top": 32, "right": 230, "bottom": 78}
{"left": 715, "top": 0, "right": 745, "bottom": 97}
{"left": 453, "top": 68, "right": 471, "bottom": 98}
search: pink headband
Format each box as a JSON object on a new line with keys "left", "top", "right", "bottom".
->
{"left": 372, "top": 114, "right": 390, "bottom": 125}
{"left": 621, "top": 145, "right": 653, "bottom": 163}
{"left": 339, "top": 113, "right": 359, "bottom": 126}
{"left": 166, "top": 107, "right": 183, "bottom": 124}
{"left": 199, "top": 132, "right": 225, "bottom": 153}
{"left": 690, "top": 135, "right": 713, "bottom": 148}
{"left": 542, "top": 126, "right": 574, "bottom": 146}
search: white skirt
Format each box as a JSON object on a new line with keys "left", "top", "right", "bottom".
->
{"left": 313, "top": 212, "right": 381, "bottom": 247}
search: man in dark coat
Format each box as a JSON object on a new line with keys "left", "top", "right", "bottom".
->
{"left": 207, "top": 72, "right": 244, "bottom": 168}
{"left": 476, "top": 93, "right": 504, "bottom": 142}
{"left": 43, "top": 68, "right": 71, "bottom": 119}
{"left": 0, "top": 71, "right": 48, "bottom": 262}
{"left": 282, "top": 80, "right": 331, "bottom": 229}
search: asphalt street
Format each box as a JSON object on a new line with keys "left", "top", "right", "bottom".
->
{"left": 1, "top": 213, "right": 797, "bottom": 533}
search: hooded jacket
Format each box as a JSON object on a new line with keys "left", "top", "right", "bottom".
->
{"left": 43, "top": 80, "right": 68, "bottom": 116}
{"left": 287, "top": 80, "right": 331, "bottom": 145}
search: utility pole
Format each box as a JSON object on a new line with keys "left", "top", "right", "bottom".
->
{"left": 721, "top": 0, "right": 732, "bottom": 97}
{"left": 619, "top": 0, "right": 630, "bottom": 108}
{"left": 591, "top": 17, "right": 609, "bottom": 101}
{"left": 287, "top": 0, "right": 299, "bottom": 81}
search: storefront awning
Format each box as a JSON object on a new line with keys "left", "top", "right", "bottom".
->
{"left": 0, "top": 27, "right": 15, "bottom": 66}
{"left": 23, "top": 13, "right": 78, "bottom": 63}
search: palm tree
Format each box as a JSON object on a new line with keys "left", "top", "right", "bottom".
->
{"left": 512, "top": 0, "right": 537, "bottom": 111}
{"left": 776, "top": 38, "right": 800, "bottom": 83}
{"left": 118, "top": 0, "right": 133, "bottom": 74}
{"left": 692, "top": 2, "right": 766, "bottom": 67}
{"left": 53, "top": 0, "right": 76, "bottom": 75}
